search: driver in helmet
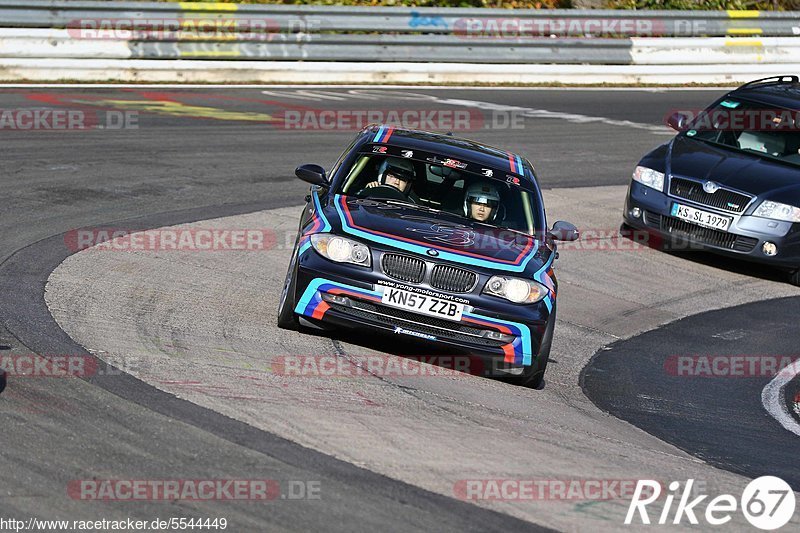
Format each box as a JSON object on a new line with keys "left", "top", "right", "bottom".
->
{"left": 464, "top": 182, "right": 500, "bottom": 223}
{"left": 361, "top": 157, "right": 418, "bottom": 202}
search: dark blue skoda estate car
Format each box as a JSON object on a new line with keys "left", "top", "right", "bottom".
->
{"left": 624, "top": 76, "right": 800, "bottom": 285}
{"left": 278, "top": 125, "right": 578, "bottom": 387}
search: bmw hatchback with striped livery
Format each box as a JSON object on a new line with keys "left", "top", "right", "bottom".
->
{"left": 278, "top": 125, "right": 578, "bottom": 388}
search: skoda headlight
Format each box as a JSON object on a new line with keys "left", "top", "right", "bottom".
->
{"left": 753, "top": 200, "right": 800, "bottom": 223}
{"left": 310, "top": 234, "right": 371, "bottom": 267}
{"left": 483, "top": 276, "right": 548, "bottom": 304}
{"left": 632, "top": 166, "right": 665, "bottom": 191}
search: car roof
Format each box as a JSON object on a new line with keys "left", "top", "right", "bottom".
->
{"left": 728, "top": 75, "right": 800, "bottom": 109}
{"left": 358, "top": 125, "right": 534, "bottom": 181}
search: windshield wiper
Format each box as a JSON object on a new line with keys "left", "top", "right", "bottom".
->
{"left": 384, "top": 200, "right": 442, "bottom": 213}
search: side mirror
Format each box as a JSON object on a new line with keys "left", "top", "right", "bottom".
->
{"left": 295, "top": 164, "right": 328, "bottom": 187}
{"left": 666, "top": 112, "right": 690, "bottom": 132}
{"left": 549, "top": 221, "right": 579, "bottom": 242}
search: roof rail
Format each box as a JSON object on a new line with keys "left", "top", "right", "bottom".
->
{"left": 736, "top": 75, "right": 800, "bottom": 91}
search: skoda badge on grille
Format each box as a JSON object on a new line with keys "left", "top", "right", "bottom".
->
{"left": 703, "top": 181, "right": 719, "bottom": 194}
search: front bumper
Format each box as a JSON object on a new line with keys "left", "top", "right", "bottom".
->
{"left": 623, "top": 181, "right": 800, "bottom": 269}
{"left": 291, "top": 246, "right": 553, "bottom": 368}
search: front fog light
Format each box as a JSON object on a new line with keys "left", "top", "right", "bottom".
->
{"left": 483, "top": 330, "right": 515, "bottom": 343}
{"left": 763, "top": 242, "right": 778, "bottom": 256}
{"left": 321, "top": 293, "right": 352, "bottom": 306}
{"left": 631, "top": 207, "right": 641, "bottom": 219}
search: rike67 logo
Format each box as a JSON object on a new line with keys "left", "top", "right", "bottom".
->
{"left": 626, "top": 477, "right": 796, "bottom": 530}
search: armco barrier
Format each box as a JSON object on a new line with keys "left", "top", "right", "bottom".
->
{"left": 2, "top": 28, "right": 800, "bottom": 65}
{"left": 0, "top": 1, "right": 798, "bottom": 83}
{"left": 0, "top": 1, "right": 798, "bottom": 38}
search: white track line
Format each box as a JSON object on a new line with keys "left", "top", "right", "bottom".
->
{"left": 761, "top": 359, "right": 800, "bottom": 437}
{"left": 435, "top": 96, "right": 670, "bottom": 134}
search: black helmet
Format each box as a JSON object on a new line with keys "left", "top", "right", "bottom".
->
{"left": 378, "top": 157, "right": 415, "bottom": 186}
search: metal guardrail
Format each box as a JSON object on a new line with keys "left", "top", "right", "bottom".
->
{"left": 0, "top": 1, "right": 797, "bottom": 82}
{"left": 7, "top": 28, "right": 800, "bottom": 65}
{"left": 0, "top": 1, "right": 798, "bottom": 38}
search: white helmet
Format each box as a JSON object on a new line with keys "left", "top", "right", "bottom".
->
{"left": 464, "top": 182, "right": 500, "bottom": 222}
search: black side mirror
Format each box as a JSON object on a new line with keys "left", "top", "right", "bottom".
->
{"left": 549, "top": 221, "right": 579, "bottom": 242}
{"left": 295, "top": 164, "right": 328, "bottom": 187}
{"left": 666, "top": 112, "right": 690, "bottom": 132}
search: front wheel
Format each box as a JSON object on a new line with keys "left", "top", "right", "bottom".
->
{"left": 509, "top": 306, "right": 556, "bottom": 389}
{"left": 790, "top": 269, "right": 800, "bottom": 287}
{"left": 277, "top": 245, "right": 301, "bottom": 330}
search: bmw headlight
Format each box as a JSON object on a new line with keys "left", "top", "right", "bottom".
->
{"left": 483, "top": 276, "right": 548, "bottom": 304}
{"left": 632, "top": 166, "right": 665, "bottom": 191}
{"left": 753, "top": 200, "right": 800, "bottom": 223}
{"left": 310, "top": 234, "right": 371, "bottom": 267}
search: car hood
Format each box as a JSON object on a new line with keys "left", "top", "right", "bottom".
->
{"left": 323, "top": 195, "right": 548, "bottom": 274}
{"left": 668, "top": 135, "right": 800, "bottom": 197}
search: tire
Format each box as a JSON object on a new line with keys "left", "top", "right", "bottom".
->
{"left": 790, "top": 269, "right": 800, "bottom": 287}
{"left": 277, "top": 243, "right": 301, "bottom": 331}
{"left": 511, "top": 304, "right": 556, "bottom": 389}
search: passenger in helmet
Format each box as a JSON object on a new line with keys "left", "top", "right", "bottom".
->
{"left": 464, "top": 182, "right": 500, "bottom": 223}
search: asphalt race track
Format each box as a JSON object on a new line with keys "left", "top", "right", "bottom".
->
{"left": 583, "top": 297, "right": 800, "bottom": 489}
{"left": 1, "top": 87, "right": 799, "bottom": 531}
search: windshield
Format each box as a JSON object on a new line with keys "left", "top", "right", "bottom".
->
{"left": 335, "top": 152, "right": 541, "bottom": 235}
{"left": 682, "top": 98, "right": 800, "bottom": 166}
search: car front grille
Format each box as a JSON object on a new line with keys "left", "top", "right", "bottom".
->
{"left": 381, "top": 253, "right": 425, "bottom": 283}
{"left": 381, "top": 252, "right": 479, "bottom": 293}
{"left": 661, "top": 215, "right": 758, "bottom": 252}
{"left": 328, "top": 300, "right": 507, "bottom": 347}
{"left": 430, "top": 264, "right": 477, "bottom": 293}
{"left": 669, "top": 177, "right": 752, "bottom": 214}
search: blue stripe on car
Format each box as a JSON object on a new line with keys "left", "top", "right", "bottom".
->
{"left": 294, "top": 277, "right": 535, "bottom": 366}
{"left": 332, "top": 195, "right": 538, "bottom": 273}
